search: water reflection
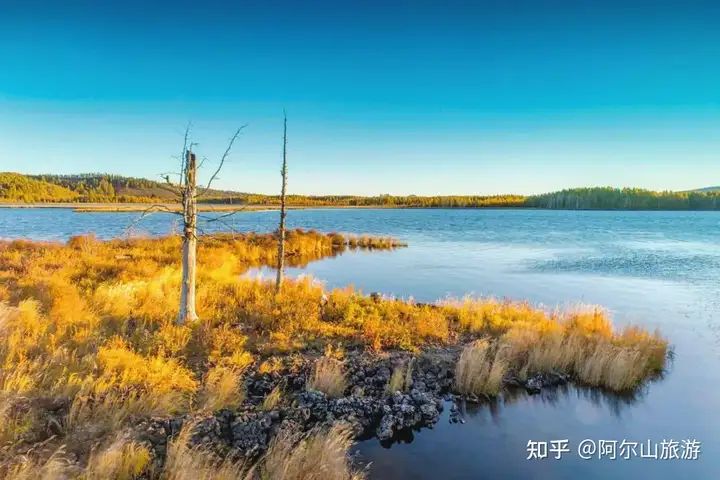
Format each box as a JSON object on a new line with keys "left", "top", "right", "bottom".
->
{"left": 461, "top": 383, "right": 646, "bottom": 424}
{"left": 378, "top": 382, "right": 651, "bottom": 451}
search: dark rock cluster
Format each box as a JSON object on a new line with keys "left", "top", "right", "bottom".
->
{"left": 137, "top": 347, "right": 570, "bottom": 469}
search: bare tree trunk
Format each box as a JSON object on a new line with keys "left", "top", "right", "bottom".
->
{"left": 275, "top": 113, "right": 288, "bottom": 292}
{"left": 178, "top": 150, "right": 199, "bottom": 324}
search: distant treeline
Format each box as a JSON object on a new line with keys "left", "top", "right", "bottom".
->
{"left": 1, "top": 172, "right": 719, "bottom": 210}
{"left": 527, "top": 187, "right": 720, "bottom": 210}
{"left": 214, "top": 193, "right": 528, "bottom": 208}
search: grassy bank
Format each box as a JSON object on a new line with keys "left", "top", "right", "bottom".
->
{"left": 0, "top": 231, "right": 667, "bottom": 478}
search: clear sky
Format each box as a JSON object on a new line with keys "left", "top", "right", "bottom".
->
{"left": 1, "top": 0, "right": 718, "bottom": 195}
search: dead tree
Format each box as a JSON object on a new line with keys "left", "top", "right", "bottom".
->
{"left": 129, "top": 125, "right": 245, "bottom": 325}
{"left": 178, "top": 148, "right": 199, "bottom": 324}
{"left": 275, "top": 112, "right": 288, "bottom": 292}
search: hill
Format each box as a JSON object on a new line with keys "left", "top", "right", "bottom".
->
{"left": 0, "top": 172, "right": 81, "bottom": 202}
{"left": 692, "top": 186, "right": 720, "bottom": 193}
{"left": 26, "top": 173, "right": 240, "bottom": 203}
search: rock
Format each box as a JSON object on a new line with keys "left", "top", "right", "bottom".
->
{"left": 135, "top": 347, "right": 471, "bottom": 469}
{"left": 376, "top": 414, "right": 395, "bottom": 440}
{"left": 229, "top": 412, "right": 277, "bottom": 456}
{"left": 525, "top": 376, "right": 542, "bottom": 394}
{"left": 524, "top": 372, "right": 569, "bottom": 394}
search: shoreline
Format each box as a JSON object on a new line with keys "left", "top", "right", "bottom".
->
{"left": 0, "top": 203, "right": 398, "bottom": 213}
{"left": 2, "top": 202, "right": 719, "bottom": 213}
{"left": 0, "top": 203, "right": 532, "bottom": 213}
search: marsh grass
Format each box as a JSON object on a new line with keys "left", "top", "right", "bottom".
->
{"left": 454, "top": 339, "right": 507, "bottom": 397}
{"left": 264, "top": 423, "right": 365, "bottom": 480}
{"left": 163, "top": 424, "right": 254, "bottom": 480}
{"left": 84, "top": 436, "right": 152, "bottom": 480}
{"left": 263, "top": 384, "right": 283, "bottom": 411}
{"left": 2, "top": 449, "right": 72, "bottom": 480}
{"left": 498, "top": 308, "right": 668, "bottom": 392}
{"left": 386, "top": 358, "right": 414, "bottom": 394}
{"left": 307, "top": 357, "right": 346, "bottom": 398}
{"left": 163, "top": 422, "right": 362, "bottom": 480}
{"left": 199, "top": 365, "right": 245, "bottom": 412}
{"left": 0, "top": 232, "right": 668, "bottom": 475}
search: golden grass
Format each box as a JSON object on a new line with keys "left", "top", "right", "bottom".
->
{"left": 199, "top": 365, "right": 245, "bottom": 412}
{"left": 163, "top": 424, "right": 254, "bottom": 480}
{"left": 264, "top": 423, "right": 365, "bottom": 480}
{"left": 307, "top": 357, "right": 347, "bottom": 398}
{"left": 499, "top": 311, "right": 668, "bottom": 391}
{"left": 386, "top": 358, "right": 414, "bottom": 394}
{"left": 0, "top": 231, "right": 668, "bottom": 475}
{"left": 2, "top": 449, "right": 72, "bottom": 480}
{"left": 163, "top": 422, "right": 363, "bottom": 480}
{"left": 84, "top": 436, "right": 152, "bottom": 480}
{"left": 454, "top": 339, "right": 507, "bottom": 397}
{"left": 263, "top": 384, "right": 283, "bottom": 411}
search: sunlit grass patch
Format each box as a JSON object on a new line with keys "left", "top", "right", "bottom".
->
{"left": 264, "top": 423, "right": 365, "bottom": 480}
{"left": 84, "top": 436, "right": 152, "bottom": 480}
{"left": 386, "top": 358, "right": 414, "bottom": 394}
{"left": 163, "top": 423, "right": 254, "bottom": 480}
{"left": 262, "top": 384, "right": 283, "bottom": 411}
{"left": 2, "top": 448, "right": 72, "bottom": 480}
{"left": 199, "top": 365, "right": 245, "bottom": 412}
{"left": 498, "top": 306, "right": 668, "bottom": 392}
{"left": 307, "top": 357, "right": 346, "bottom": 398}
{"left": 454, "top": 339, "right": 507, "bottom": 397}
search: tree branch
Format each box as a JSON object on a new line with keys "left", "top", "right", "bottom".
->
{"left": 179, "top": 122, "right": 191, "bottom": 187}
{"left": 124, "top": 204, "right": 181, "bottom": 237}
{"left": 197, "top": 125, "right": 247, "bottom": 198}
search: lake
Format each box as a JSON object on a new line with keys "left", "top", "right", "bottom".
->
{"left": 1, "top": 207, "right": 719, "bottom": 478}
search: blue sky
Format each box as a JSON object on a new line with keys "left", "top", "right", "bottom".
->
{"left": 1, "top": 0, "right": 719, "bottom": 195}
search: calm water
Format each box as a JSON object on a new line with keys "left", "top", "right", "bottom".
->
{"left": 1, "top": 208, "right": 719, "bottom": 478}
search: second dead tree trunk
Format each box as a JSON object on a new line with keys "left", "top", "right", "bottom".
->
{"left": 178, "top": 149, "right": 199, "bottom": 324}
{"left": 275, "top": 113, "right": 288, "bottom": 292}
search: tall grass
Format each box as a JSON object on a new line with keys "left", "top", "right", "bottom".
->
{"left": 163, "top": 424, "right": 254, "bottom": 480}
{"left": 199, "top": 365, "right": 245, "bottom": 412}
{"left": 84, "top": 436, "right": 152, "bottom": 480}
{"left": 454, "top": 340, "right": 507, "bottom": 397}
{"left": 2, "top": 449, "right": 71, "bottom": 480}
{"left": 386, "top": 358, "right": 414, "bottom": 394}
{"left": 307, "top": 357, "right": 347, "bottom": 398}
{"left": 163, "top": 422, "right": 363, "bottom": 480}
{"left": 264, "top": 423, "right": 365, "bottom": 480}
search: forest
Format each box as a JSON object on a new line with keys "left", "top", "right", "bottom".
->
{"left": 527, "top": 186, "right": 720, "bottom": 210}
{"left": 1, "top": 172, "right": 719, "bottom": 210}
